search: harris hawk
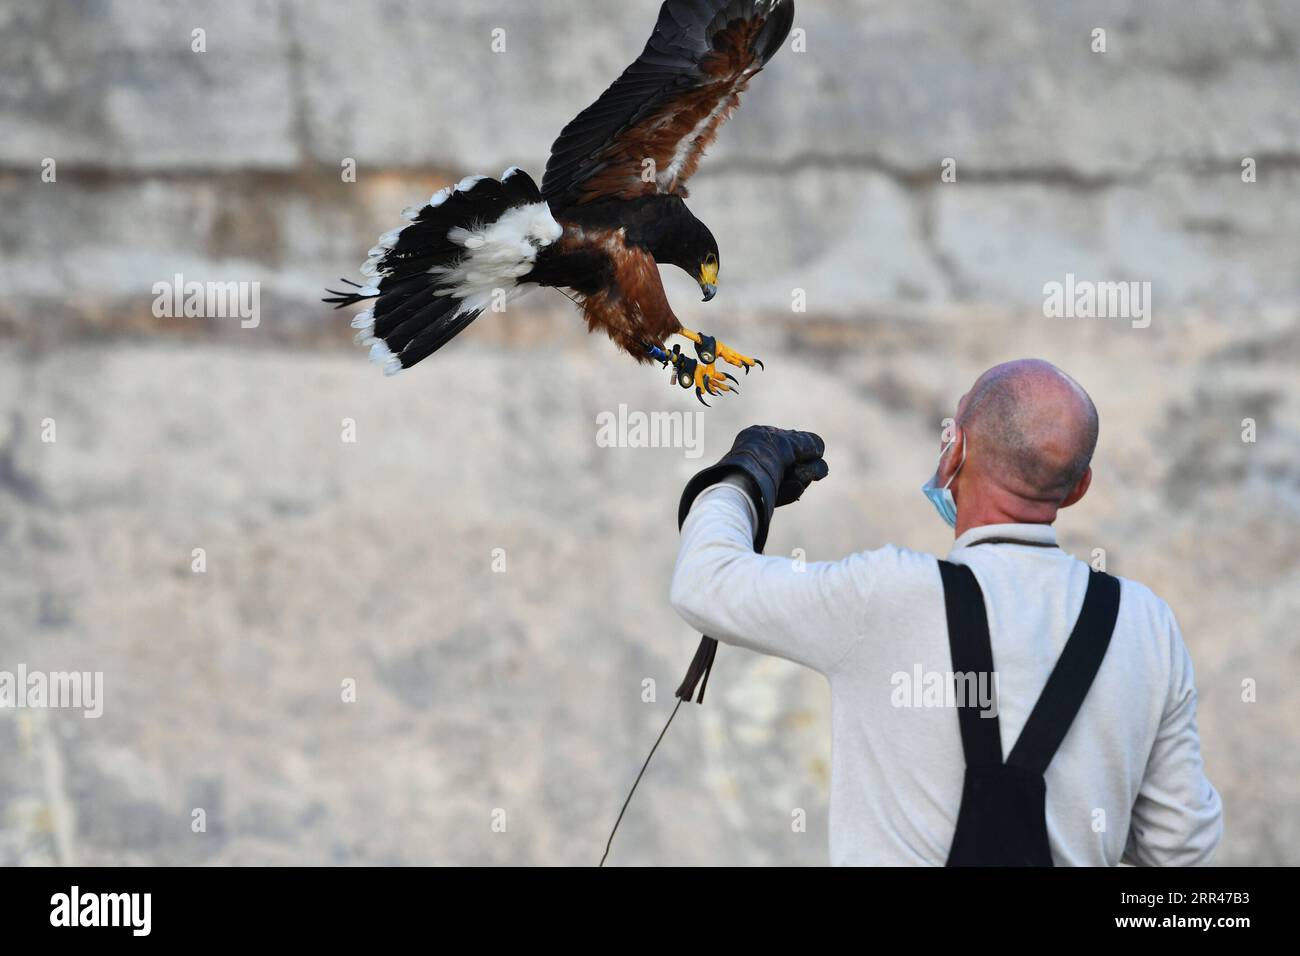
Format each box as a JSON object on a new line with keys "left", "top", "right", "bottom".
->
{"left": 326, "top": 0, "right": 795, "bottom": 404}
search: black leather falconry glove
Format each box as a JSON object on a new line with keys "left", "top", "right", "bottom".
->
{"left": 674, "top": 426, "right": 828, "bottom": 703}
{"left": 678, "top": 426, "right": 829, "bottom": 552}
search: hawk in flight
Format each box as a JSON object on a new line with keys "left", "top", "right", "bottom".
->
{"left": 326, "top": 0, "right": 795, "bottom": 404}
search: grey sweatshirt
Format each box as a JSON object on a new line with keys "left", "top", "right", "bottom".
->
{"left": 670, "top": 483, "right": 1223, "bottom": 866}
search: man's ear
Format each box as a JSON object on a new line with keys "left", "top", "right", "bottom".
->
{"left": 1060, "top": 467, "right": 1092, "bottom": 510}
{"left": 936, "top": 426, "right": 965, "bottom": 486}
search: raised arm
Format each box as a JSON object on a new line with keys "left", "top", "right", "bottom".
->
{"left": 668, "top": 426, "right": 873, "bottom": 675}
{"left": 671, "top": 480, "right": 871, "bottom": 674}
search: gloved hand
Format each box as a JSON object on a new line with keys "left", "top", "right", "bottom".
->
{"left": 678, "top": 426, "right": 828, "bottom": 552}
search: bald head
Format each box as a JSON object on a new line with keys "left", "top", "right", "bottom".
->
{"left": 956, "top": 359, "right": 1099, "bottom": 504}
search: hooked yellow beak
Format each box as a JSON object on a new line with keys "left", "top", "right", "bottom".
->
{"left": 699, "top": 260, "right": 719, "bottom": 301}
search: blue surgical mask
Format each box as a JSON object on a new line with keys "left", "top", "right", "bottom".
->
{"left": 921, "top": 434, "right": 967, "bottom": 529}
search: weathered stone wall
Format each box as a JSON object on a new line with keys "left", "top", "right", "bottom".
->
{"left": 0, "top": 1, "right": 1296, "bottom": 865}
{"left": 3, "top": 0, "right": 1299, "bottom": 327}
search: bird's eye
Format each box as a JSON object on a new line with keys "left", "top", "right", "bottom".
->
{"left": 705, "top": 254, "right": 718, "bottom": 267}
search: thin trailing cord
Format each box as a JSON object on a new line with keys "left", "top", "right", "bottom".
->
{"left": 599, "top": 697, "right": 685, "bottom": 867}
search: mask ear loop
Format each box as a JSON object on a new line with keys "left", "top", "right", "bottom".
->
{"left": 941, "top": 431, "right": 968, "bottom": 491}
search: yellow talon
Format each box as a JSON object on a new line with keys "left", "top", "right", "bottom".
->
{"left": 715, "top": 341, "right": 762, "bottom": 372}
{"left": 664, "top": 343, "right": 739, "bottom": 405}
{"left": 694, "top": 362, "right": 735, "bottom": 397}
{"left": 678, "top": 328, "right": 764, "bottom": 374}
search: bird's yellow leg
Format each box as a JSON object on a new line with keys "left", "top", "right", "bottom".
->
{"left": 656, "top": 340, "right": 738, "bottom": 406}
{"left": 677, "top": 328, "right": 764, "bottom": 374}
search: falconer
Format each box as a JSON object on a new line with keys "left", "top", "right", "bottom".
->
{"left": 670, "top": 359, "right": 1223, "bottom": 866}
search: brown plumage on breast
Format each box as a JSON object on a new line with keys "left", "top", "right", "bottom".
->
{"left": 562, "top": 226, "right": 681, "bottom": 363}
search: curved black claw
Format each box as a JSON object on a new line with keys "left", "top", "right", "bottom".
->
{"left": 754, "top": 358, "right": 765, "bottom": 371}
{"left": 723, "top": 372, "right": 739, "bottom": 386}
{"left": 695, "top": 388, "right": 711, "bottom": 407}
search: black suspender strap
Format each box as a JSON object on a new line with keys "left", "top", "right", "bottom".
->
{"left": 937, "top": 561, "right": 1003, "bottom": 768}
{"left": 938, "top": 561, "right": 1123, "bottom": 775}
{"left": 1005, "top": 570, "right": 1122, "bottom": 775}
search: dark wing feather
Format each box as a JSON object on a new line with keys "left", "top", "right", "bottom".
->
{"left": 542, "top": 0, "right": 794, "bottom": 207}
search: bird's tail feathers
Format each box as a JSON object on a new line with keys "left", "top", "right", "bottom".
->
{"left": 324, "top": 167, "right": 563, "bottom": 375}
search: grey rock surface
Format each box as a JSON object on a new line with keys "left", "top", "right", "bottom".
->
{"left": 1, "top": 311, "right": 1296, "bottom": 865}
{"left": 2, "top": 0, "right": 1299, "bottom": 329}
{"left": 0, "top": 0, "right": 1296, "bottom": 865}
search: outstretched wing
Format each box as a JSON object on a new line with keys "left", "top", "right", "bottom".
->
{"left": 542, "top": 0, "right": 794, "bottom": 207}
